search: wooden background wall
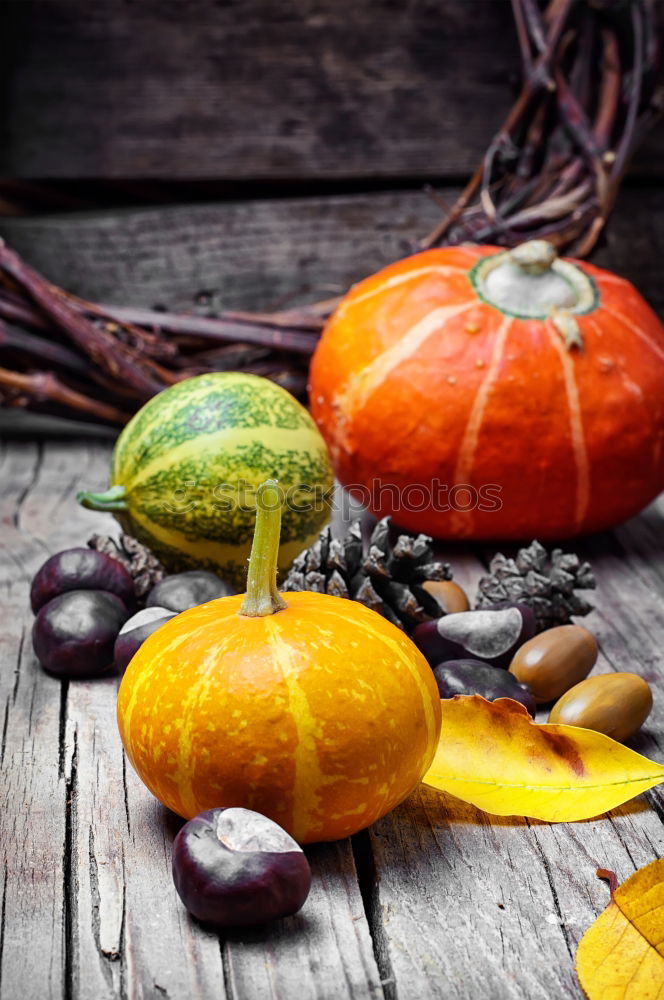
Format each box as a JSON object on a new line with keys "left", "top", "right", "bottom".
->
{"left": 0, "top": 0, "right": 662, "bottom": 317}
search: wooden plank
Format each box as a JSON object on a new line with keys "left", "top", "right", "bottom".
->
{"left": 0, "top": 190, "right": 440, "bottom": 312}
{"left": 1, "top": 0, "right": 521, "bottom": 180}
{"left": 2, "top": 186, "right": 664, "bottom": 318}
{"left": 0, "top": 439, "right": 108, "bottom": 1000}
{"left": 3, "top": 1, "right": 660, "bottom": 181}
{"left": 0, "top": 439, "right": 383, "bottom": 1000}
{"left": 363, "top": 529, "right": 664, "bottom": 1000}
{"left": 3, "top": 433, "right": 664, "bottom": 999}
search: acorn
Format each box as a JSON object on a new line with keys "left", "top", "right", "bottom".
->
{"left": 509, "top": 624, "right": 597, "bottom": 703}
{"left": 548, "top": 673, "right": 653, "bottom": 743}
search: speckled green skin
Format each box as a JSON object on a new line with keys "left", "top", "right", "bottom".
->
{"left": 107, "top": 373, "right": 333, "bottom": 589}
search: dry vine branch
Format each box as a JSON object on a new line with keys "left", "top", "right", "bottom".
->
{"left": 0, "top": 0, "right": 660, "bottom": 427}
{"left": 421, "top": 0, "right": 662, "bottom": 254}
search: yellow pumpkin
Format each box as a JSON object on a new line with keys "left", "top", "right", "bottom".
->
{"left": 117, "top": 481, "right": 441, "bottom": 843}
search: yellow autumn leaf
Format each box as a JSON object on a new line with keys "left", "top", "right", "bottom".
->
{"left": 576, "top": 862, "right": 664, "bottom": 999}
{"left": 421, "top": 696, "right": 664, "bottom": 821}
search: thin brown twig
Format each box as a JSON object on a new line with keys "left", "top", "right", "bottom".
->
{"left": 0, "top": 365, "right": 132, "bottom": 425}
{"left": 422, "top": 0, "right": 662, "bottom": 256}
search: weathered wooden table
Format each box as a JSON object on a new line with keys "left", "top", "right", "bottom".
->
{"left": 2, "top": 426, "right": 664, "bottom": 1000}
{"left": 2, "top": 3, "right": 664, "bottom": 995}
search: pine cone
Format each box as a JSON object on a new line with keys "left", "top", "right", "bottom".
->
{"left": 282, "top": 517, "right": 452, "bottom": 632}
{"left": 88, "top": 532, "right": 166, "bottom": 600}
{"left": 475, "top": 540, "right": 596, "bottom": 632}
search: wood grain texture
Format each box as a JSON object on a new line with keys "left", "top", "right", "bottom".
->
{"left": 0, "top": 441, "right": 383, "bottom": 1000}
{"left": 0, "top": 440, "right": 109, "bottom": 1000}
{"left": 3, "top": 1, "right": 661, "bottom": 182}
{"left": 2, "top": 438, "right": 664, "bottom": 998}
{"left": 0, "top": 0, "right": 522, "bottom": 180}
{"left": 2, "top": 186, "right": 664, "bottom": 318}
{"left": 364, "top": 537, "right": 664, "bottom": 1000}
{"left": 2, "top": 180, "right": 664, "bottom": 994}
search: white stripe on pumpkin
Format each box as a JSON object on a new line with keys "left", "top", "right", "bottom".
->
{"left": 546, "top": 322, "right": 590, "bottom": 530}
{"left": 334, "top": 264, "right": 472, "bottom": 318}
{"left": 449, "top": 315, "right": 513, "bottom": 534}
{"left": 606, "top": 309, "right": 664, "bottom": 363}
{"left": 339, "top": 300, "right": 477, "bottom": 415}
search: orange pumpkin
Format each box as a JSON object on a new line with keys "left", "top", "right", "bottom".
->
{"left": 309, "top": 240, "right": 664, "bottom": 539}
{"left": 117, "top": 481, "right": 441, "bottom": 843}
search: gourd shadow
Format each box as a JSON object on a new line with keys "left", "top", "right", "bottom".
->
{"left": 161, "top": 806, "right": 186, "bottom": 842}
{"left": 189, "top": 907, "right": 317, "bottom": 944}
{"left": 216, "top": 907, "right": 317, "bottom": 943}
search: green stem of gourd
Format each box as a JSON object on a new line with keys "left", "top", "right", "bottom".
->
{"left": 240, "top": 479, "right": 288, "bottom": 617}
{"left": 77, "top": 484, "right": 128, "bottom": 511}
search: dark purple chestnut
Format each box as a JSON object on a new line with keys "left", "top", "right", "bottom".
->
{"left": 172, "top": 807, "right": 312, "bottom": 927}
{"left": 114, "top": 606, "right": 177, "bottom": 673}
{"left": 433, "top": 659, "right": 537, "bottom": 716}
{"left": 32, "top": 590, "right": 129, "bottom": 678}
{"left": 412, "top": 604, "right": 536, "bottom": 670}
{"left": 30, "top": 548, "right": 134, "bottom": 613}
{"left": 146, "top": 571, "right": 233, "bottom": 612}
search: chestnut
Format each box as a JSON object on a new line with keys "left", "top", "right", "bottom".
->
{"left": 509, "top": 624, "right": 598, "bottom": 703}
{"left": 146, "top": 571, "right": 234, "bottom": 613}
{"left": 433, "top": 659, "right": 537, "bottom": 716}
{"left": 30, "top": 547, "right": 135, "bottom": 613}
{"left": 32, "top": 590, "right": 129, "bottom": 678}
{"left": 172, "top": 807, "right": 312, "bottom": 927}
{"left": 412, "top": 604, "right": 535, "bottom": 670}
{"left": 114, "top": 606, "right": 178, "bottom": 673}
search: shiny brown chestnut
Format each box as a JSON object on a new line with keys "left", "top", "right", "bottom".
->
{"left": 146, "top": 571, "right": 234, "bottom": 612}
{"left": 32, "top": 590, "right": 129, "bottom": 678}
{"left": 433, "top": 659, "right": 536, "bottom": 716}
{"left": 114, "top": 606, "right": 177, "bottom": 673}
{"left": 421, "top": 580, "right": 470, "bottom": 615}
{"left": 548, "top": 672, "right": 653, "bottom": 743}
{"left": 30, "top": 547, "right": 135, "bottom": 613}
{"left": 172, "top": 807, "right": 312, "bottom": 927}
{"left": 509, "top": 624, "right": 597, "bottom": 704}
{"left": 412, "top": 605, "right": 535, "bottom": 670}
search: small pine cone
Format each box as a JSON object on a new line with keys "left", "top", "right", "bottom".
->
{"left": 475, "top": 540, "right": 596, "bottom": 632}
{"left": 283, "top": 517, "right": 452, "bottom": 632}
{"left": 88, "top": 532, "right": 166, "bottom": 600}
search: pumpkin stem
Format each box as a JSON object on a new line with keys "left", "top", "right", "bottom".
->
{"left": 509, "top": 240, "right": 557, "bottom": 275}
{"left": 240, "top": 479, "right": 288, "bottom": 617}
{"left": 470, "top": 238, "right": 597, "bottom": 320}
{"left": 77, "top": 484, "right": 128, "bottom": 512}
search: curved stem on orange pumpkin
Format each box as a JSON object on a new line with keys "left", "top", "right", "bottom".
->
{"left": 240, "top": 479, "right": 288, "bottom": 617}
{"left": 470, "top": 239, "right": 597, "bottom": 332}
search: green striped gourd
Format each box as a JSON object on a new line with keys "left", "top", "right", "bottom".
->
{"left": 78, "top": 373, "right": 333, "bottom": 589}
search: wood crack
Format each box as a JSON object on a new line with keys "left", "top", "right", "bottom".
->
{"left": 58, "top": 681, "right": 69, "bottom": 781}
{"left": 645, "top": 789, "right": 664, "bottom": 834}
{"left": 11, "top": 627, "right": 24, "bottom": 704}
{"left": 63, "top": 731, "right": 78, "bottom": 1000}
{"left": 88, "top": 827, "right": 121, "bottom": 976}
{"left": 121, "top": 753, "right": 131, "bottom": 838}
{"left": 118, "top": 846, "right": 128, "bottom": 1000}
{"left": 12, "top": 441, "right": 42, "bottom": 534}
{"left": 219, "top": 938, "right": 234, "bottom": 1000}
{"left": 351, "top": 831, "right": 397, "bottom": 1000}
{"left": 526, "top": 820, "right": 574, "bottom": 962}
{"left": 0, "top": 700, "right": 8, "bottom": 770}
{"left": 0, "top": 861, "right": 7, "bottom": 997}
